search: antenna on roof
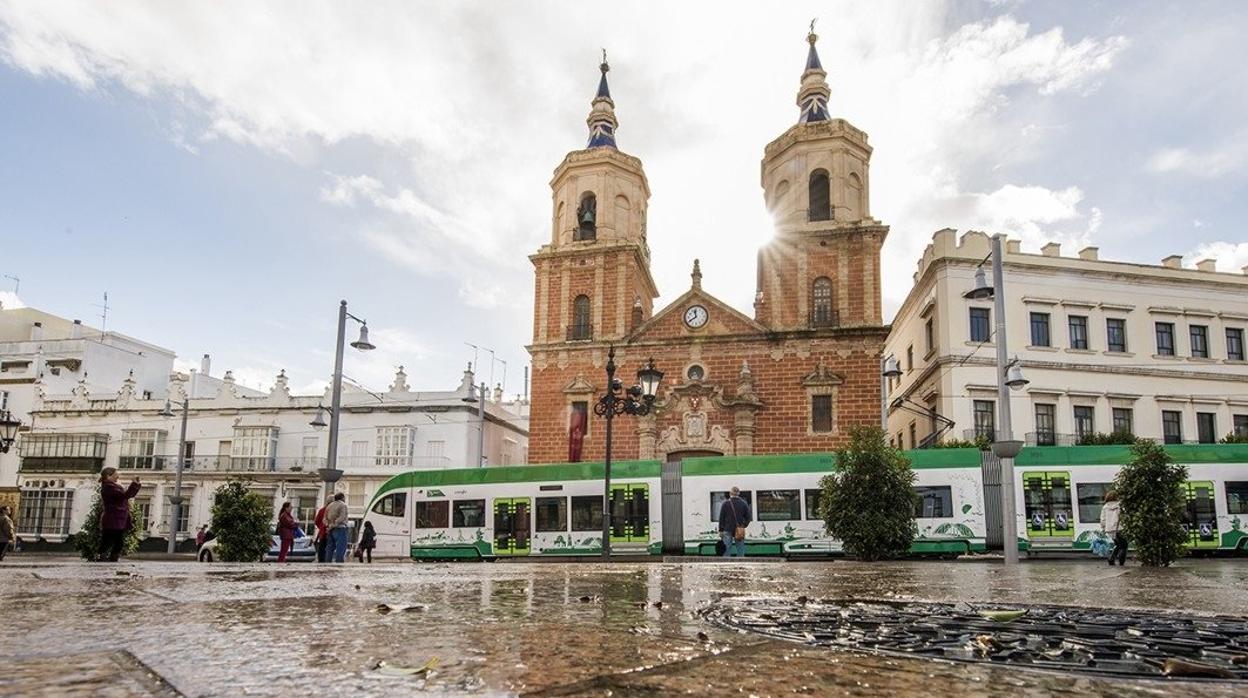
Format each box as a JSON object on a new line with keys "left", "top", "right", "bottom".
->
{"left": 3, "top": 275, "right": 18, "bottom": 296}
{"left": 94, "top": 291, "right": 110, "bottom": 332}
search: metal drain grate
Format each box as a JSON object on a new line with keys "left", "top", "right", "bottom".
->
{"left": 702, "top": 598, "right": 1248, "bottom": 681}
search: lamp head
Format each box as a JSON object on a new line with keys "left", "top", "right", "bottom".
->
{"left": 963, "top": 266, "right": 994, "bottom": 300}
{"left": 636, "top": 358, "right": 663, "bottom": 400}
{"left": 881, "top": 356, "right": 903, "bottom": 378}
{"left": 350, "top": 323, "right": 376, "bottom": 351}
{"left": 160, "top": 401, "right": 175, "bottom": 418}
{"left": 309, "top": 404, "right": 328, "bottom": 431}
{"left": 1005, "top": 363, "right": 1029, "bottom": 391}
{"left": 0, "top": 410, "right": 20, "bottom": 454}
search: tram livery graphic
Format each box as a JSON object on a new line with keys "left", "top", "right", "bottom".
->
{"left": 360, "top": 445, "right": 1248, "bottom": 559}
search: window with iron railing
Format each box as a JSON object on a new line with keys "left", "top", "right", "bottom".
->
{"left": 973, "top": 400, "right": 996, "bottom": 441}
{"left": 569, "top": 294, "right": 592, "bottom": 340}
{"left": 376, "top": 426, "right": 415, "bottom": 468}
{"left": 1034, "top": 404, "right": 1056, "bottom": 446}
{"left": 119, "top": 429, "right": 167, "bottom": 469}
{"left": 811, "top": 277, "right": 836, "bottom": 328}
{"left": 231, "top": 427, "right": 278, "bottom": 472}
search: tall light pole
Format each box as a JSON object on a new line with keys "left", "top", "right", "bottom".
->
{"left": 964, "top": 234, "right": 1028, "bottom": 564}
{"left": 310, "top": 300, "right": 376, "bottom": 502}
{"left": 880, "top": 355, "right": 902, "bottom": 433}
{"left": 160, "top": 397, "right": 190, "bottom": 554}
{"left": 462, "top": 381, "right": 487, "bottom": 467}
{"left": 593, "top": 347, "right": 662, "bottom": 558}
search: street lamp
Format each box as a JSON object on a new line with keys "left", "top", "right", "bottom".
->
{"left": 593, "top": 346, "right": 662, "bottom": 558}
{"left": 0, "top": 410, "right": 21, "bottom": 453}
{"left": 880, "top": 355, "right": 902, "bottom": 432}
{"left": 461, "top": 381, "right": 487, "bottom": 467}
{"left": 962, "top": 233, "right": 1023, "bottom": 565}
{"left": 317, "top": 300, "right": 376, "bottom": 501}
{"left": 160, "top": 398, "right": 190, "bottom": 554}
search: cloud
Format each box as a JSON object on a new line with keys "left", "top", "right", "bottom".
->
{"left": 0, "top": 291, "right": 24, "bottom": 309}
{"left": 1185, "top": 241, "right": 1248, "bottom": 273}
{"left": 1146, "top": 133, "right": 1248, "bottom": 178}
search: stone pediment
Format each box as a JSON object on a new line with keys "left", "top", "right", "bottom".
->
{"left": 802, "top": 361, "right": 844, "bottom": 387}
{"left": 630, "top": 288, "right": 767, "bottom": 343}
{"left": 562, "top": 375, "right": 597, "bottom": 395}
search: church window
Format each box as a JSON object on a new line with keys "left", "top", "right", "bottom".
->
{"left": 614, "top": 194, "right": 630, "bottom": 237}
{"left": 808, "top": 170, "right": 830, "bottom": 221}
{"left": 811, "top": 277, "right": 835, "bottom": 327}
{"left": 569, "top": 295, "right": 592, "bottom": 340}
{"left": 846, "top": 172, "right": 863, "bottom": 220}
{"left": 811, "top": 394, "right": 834, "bottom": 433}
{"left": 576, "top": 193, "right": 597, "bottom": 241}
{"left": 686, "top": 364, "right": 705, "bottom": 381}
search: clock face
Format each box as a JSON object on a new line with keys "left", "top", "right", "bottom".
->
{"left": 684, "top": 305, "right": 708, "bottom": 328}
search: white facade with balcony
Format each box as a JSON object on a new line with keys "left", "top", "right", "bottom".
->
{"left": 0, "top": 306, "right": 177, "bottom": 515}
{"left": 15, "top": 364, "right": 528, "bottom": 545}
{"left": 884, "top": 229, "right": 1248, "bottom": 450}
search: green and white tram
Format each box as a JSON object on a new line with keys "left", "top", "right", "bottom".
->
{"left": 361, "top": 444, "right": 1248, "bottom": 560}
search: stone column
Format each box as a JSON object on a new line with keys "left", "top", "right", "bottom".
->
{"left": 637, "top": 412, "right": 657, "bottom": 460}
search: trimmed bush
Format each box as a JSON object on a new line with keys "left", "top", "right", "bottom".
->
{"left": 1114, "top": 440, "right": 1189, "bottom": 567}
{"left": 1077, "top": 431, "right": 1137, "bottom": 446}
{"left": 1220, "top": 432, "right": 1248, "bottom": 444}
{"left": 209, "top": 480, "right": 273, "bottom": 562}
{"left": 73, "top": 494, "right": 141, "bottom": 561}
{"left": 819, "top": 426, "right": 917, "bottom": 560}
{"left": 930, "top": 437, "right": 989, "bottom": 450}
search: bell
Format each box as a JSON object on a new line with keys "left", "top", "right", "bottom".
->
{"left": 580, "top": 208, "right": 595, "bottom": 225}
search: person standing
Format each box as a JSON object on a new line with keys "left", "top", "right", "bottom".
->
{"left": 357, "top": 520, "right": 376, "bottom": 563}
{"left": 195, "top": 525, "right": 208, "bottom": 550}
{"left": 718, "top": 487, "right": 752, "bottom": 559}
{"left": 1101, "top": 490, "right": 1127, "bottom": 566}
{"left": 313, "top": 499, "right": 330, "bottom": 563}
{"left": 0, "top": 505, "right": 15, "bottom": 561}
{"left": 276, "top": 502, "right": 298, "bottom": 563}
{"left": 99, "top": 467, "right": 141, "bottom": 562}
{"left": 324, "top": 492, "right": 350, "bottom": 563}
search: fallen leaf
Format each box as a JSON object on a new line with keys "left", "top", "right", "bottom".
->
{"left": 1162, "top": 658, "right": 1234, "bottom": 679}
{"left": 376, "top": 603, "right": 428, "bottom": 614}
{"left": 973, "top": 634, "right": 1004, "bottom": 655}
{"left": 978, "top": 609, "right": 1026, "bottom": 623}
{"left": 373, "top": 657, "right": 439, "bottom": 677}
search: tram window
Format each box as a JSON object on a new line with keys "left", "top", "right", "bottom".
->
{"left": 452, "top": 499, "right": 486, "bottom": 528}
{"left": 371, "top": 492, "right": 406, "bottom": 518}
{"left": 757, "top": 490, "right": 801, "bottom": 521}
{"left": 414, "top": 500, "right": 449, "bottom": 528}
{"left": 1228, "top": 482, "right": 1248, "bottom": 515}
{"left": 804, "top": 489, "right": 824, "bottom": 520}
{"left": 709, "top": 491, "right": 753, "bottom": 522}
{"left": 571, "top": 495, "right": 603, "bottom": 531}
{"left": 1076, "top": 483, "right": 1110, "bottom": 523}
{"left": 536, "top": 496, "right": 568, "bottom": 532}
{"left": 913, "top": 486, "right": 953, "bottom": 518}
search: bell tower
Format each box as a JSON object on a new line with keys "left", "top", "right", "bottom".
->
{"left": 530, "top": 55, "right": 658, "bottom": 349}
{"left": 754, "top": 27, "right": 887, "bottom": 331}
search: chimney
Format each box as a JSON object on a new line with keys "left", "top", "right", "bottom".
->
{"left": 1041, "top": 242, "right": 1061, "bottom": 257}
{"left": 1195, "top": 259, "right": 1217, "bottom": 272}
{"left": 1161, "top": 255, "right": 1183, "bottom": 269}
{"left": 200, "top": 353, "right": 211, "bottom": 376}
{"left": 70, "top": 319, "right": 83, "bottom": 339}
{"left": 1005, "top": 240, "right": 1022, "bottom": 254}
{"left": 523, "top": 366, "right": 529, "bottom": 402}
{"left": 30, "top": 321, "right": 43, "bottom": 341}
{"left": 493, "top": 384, "right": 503, "bottom": 403}
{"left": 1078, "top": 246, "right": 1099, "bottom": 261}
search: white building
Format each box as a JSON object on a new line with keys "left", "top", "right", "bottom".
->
{"left": 885, "top": 229, "right": 1248, "bottom": 449}
{"left": 16, "top": 364, "right": 528, "bottom": 547}
{"left": 1, "top": 305, "right": 176, "bottom": 514}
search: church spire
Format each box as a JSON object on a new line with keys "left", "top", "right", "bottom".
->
{"left": 586, "top": 50, "right": 618, "bottom": 149}
{"left": 797, "top": 22, "right": 830, "bottom": 124}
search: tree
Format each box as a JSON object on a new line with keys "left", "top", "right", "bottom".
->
{"left": 73, "top": 494, "right": 141, "bottom": 560}
{"left": 210, "top": 480, "right": 273, "bottom": 562}
{"left": 819, "top": 426, "right": 917, "bottom": 560}
{"left": 1114, "top": 440, "right": 1189, "bottom": 567}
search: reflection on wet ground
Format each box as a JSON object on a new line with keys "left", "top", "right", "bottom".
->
{"left": 3, "top": 558, "right": 1247, "bottom": 696}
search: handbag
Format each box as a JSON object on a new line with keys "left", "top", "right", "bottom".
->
{"left": 729, "top": 499, "right": 746, "bottom": 542}
{"left": 1090, "top": 537, "right": 1111, "bottom": 558}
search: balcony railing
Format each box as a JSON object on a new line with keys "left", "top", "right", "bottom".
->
{"left": 119, "top": 455, "right": 168, "bottom": 470}
{"left": 566, "top": 323, "right": 593, "bottom": 341}
{"left": 1024, "top": 432, "right": 1078, "bottom": 447}
{"left": 20, "top": 457, "right": 104, "bottom": 474}
{"left": 962, "top": 428, "right": 997, "bottom": 443}
{"left": 809, "top": 309, "right": 840, "bottom": 329}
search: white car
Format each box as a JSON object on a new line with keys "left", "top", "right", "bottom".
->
{"left": 197, "top": 529, "right": 317, "bottom": 562}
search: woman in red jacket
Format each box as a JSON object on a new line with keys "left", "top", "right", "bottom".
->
{"left": 99, "top": 466, "right": 141, "bottom": 562}
{"left": 277, "top": 501, "right": 298, "bottom": 562}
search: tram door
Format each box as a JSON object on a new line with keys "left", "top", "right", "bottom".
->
{"left": 493, "top": 498, "right": 531, "bottom": 556}
{"left": 1022, "top": 471, "right": 1074, "bottom": 542}
{"left": 609, "top": 484, "right": 650, "bottom": 544}
{"left": 1182, "top": 481, "right": 1219, "bottom": 550}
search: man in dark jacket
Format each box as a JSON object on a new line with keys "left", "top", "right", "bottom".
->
{"left": 718, "top": 487, "right": 751, "bottom": 558}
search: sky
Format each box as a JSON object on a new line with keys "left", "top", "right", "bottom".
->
{"left": 2, "top": 1, "right": 1246, "bottom": 397}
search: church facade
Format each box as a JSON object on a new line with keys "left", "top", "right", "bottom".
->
{"left": 526, "top": 32, "right": 890, "bottom": 464}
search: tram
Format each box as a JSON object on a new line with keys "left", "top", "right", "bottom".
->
{"left": 360, "top": 444, "right": 1248, "bottom": 560}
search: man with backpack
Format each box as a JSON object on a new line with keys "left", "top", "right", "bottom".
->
{"left": 718, "top": 487, "right": 752, "bottom": 558}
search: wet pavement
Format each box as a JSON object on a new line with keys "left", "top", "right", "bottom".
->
{"left": 2, "top": 557, "right": 1247, "bottom": 696}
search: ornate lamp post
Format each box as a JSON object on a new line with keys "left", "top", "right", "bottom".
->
{"left": 0, "top": 410, "right": 21, "bottom": 454}
{"left": 594, "top": 346, "right": 662, "bottom": 558}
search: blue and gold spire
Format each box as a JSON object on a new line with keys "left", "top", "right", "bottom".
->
{"left": 586, "top": 51, "right": 618, "bottom": 149}
{"left": 797, "top": 24, "right": 831, "bottom": 124}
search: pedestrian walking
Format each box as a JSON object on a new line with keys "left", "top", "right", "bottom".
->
{"left": 718, "top": 487, "right": 751, "bottom": 558}
{"left": 313, "top": 499, "right": 330, "bottom": 563}
{"left": 324, "top": 492, "right": 350, "bottom": 563}
{"left": 277, "top": 502, "right": 298, "bottom": 563}
{"left": 0, "top": 505, "right": 15, "bottom": 562}
{"left": 356, "top": 520, "right": 376, "bottom": 563}
{"left": 98, "top": 467, "right": 141, "bottom": 562}
{"left": 195, "top": 525, "right": 208, "bottom": 549}
{"left": 1101, "top": 489, "right": 1127, "bottom": 566}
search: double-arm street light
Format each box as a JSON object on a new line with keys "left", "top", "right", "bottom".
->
{"left": 160, "top": 397, "right": 190, "bottom": 553}
{"left": 593, "top": 346, "right": 662, "bottom": 558}
{"left": 310, "top": 300, "right": 376, "bottom": 501}
{"left": 964, "top": 233, "right": 1030, "bottom": 565}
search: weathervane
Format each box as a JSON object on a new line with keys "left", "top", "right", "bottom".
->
{"left": 808, "top": 18, "right": 818, "bottom": 43}
{"left": 600, "top": 48, "right": 609, "bottom": 73}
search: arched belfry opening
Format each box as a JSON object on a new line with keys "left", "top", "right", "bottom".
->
{"left": 576, "top": 193, "right": 597, "bottom": 241}
{"left": 808, "top": 170, "right": 830, "bottom": 221}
